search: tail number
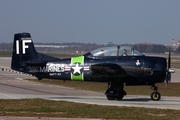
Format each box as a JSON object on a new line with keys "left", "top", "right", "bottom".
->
{"left": 16, "top": 40, "right": 32, "bottom": 54}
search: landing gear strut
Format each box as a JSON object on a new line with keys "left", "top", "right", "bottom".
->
{"left": 150, "top": 84, "right": 161, "bottom": 101}
{"left": 105, "top": 80, "right": 126, "bottom": 100}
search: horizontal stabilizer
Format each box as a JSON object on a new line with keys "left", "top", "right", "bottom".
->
{"left": 25, "top": 62, "right": 47, "bottom": 66}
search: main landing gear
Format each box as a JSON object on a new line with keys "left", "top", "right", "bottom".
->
{"left": 105, "top": 80, "right": 126, "bottom": 100}
{"left": 105, "top": 81, "right": 161, "bottom": 101}
{"left": 105, "top": 88, "right": 126, "bottom": 100}
{"left": 150, "top": 84, "right": 161, "bottom": 101}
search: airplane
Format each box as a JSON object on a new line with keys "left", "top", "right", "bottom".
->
{"left": 10, "top": 32, "right": 175, "bottom": 101}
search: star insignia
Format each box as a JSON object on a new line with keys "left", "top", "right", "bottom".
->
{"left": 72, "top": 63, "right": 82, "bottom": 74}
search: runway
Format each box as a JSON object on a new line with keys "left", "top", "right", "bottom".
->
{"left": 0, "top": 57, "right": 180, "bottom": 110}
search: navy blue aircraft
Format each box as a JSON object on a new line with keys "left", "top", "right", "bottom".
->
{"left": 10, "top": 33, "right": 175, "bottom": 101}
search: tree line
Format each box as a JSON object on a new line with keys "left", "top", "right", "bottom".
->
{"left": 0, "top": 42, "right": 179, "bottom": 54}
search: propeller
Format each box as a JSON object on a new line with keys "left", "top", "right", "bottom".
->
{"left": 165, "top": 47, "right": 175, "bottom": 86}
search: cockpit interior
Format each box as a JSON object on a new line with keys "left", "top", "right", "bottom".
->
{"left": 84, "top": 46, "right": 144, "bottom": 57}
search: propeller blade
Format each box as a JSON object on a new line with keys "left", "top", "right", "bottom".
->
{"left": 166, "top": 46, "right": 172, "bottom": 87}
{"left": 168, "top": 46, "right": 171, "bottom": 69}
{"left": 165, "top": 72, "right": 171, "bottom": 84}
{"left": 165, "top": 46, "right": 175, "bottom": 87}
{"left": 165, "top": 72, "right": 170, "bottom": 88}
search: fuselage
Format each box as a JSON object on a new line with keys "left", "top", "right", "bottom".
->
{"left": 29, "top": 55, "right": 167, "bottom": 85}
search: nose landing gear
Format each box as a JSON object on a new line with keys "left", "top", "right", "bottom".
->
{"left": 150, "top": 84, "right": 161, "bottom": 101}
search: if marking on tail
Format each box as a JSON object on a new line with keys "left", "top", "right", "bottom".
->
{"left": 16, "top": 39, "right": 32, "bottom": 54}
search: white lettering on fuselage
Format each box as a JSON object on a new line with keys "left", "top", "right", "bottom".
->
{"left": 27, "top": 63, "right": 90, "bottom": 77}
{"left": 28, "top": 63, "right": 69, "bottom": 73}
{"left": 46, "top": 63, "right": 65, "bottom": 72}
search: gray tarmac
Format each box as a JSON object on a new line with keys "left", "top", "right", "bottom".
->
{"left": 0, "top": 57, "right": 180, "bottom": 111}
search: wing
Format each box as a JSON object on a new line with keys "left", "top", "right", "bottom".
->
{"left": 91, "top": 63, "right": 129, "bottom": 79}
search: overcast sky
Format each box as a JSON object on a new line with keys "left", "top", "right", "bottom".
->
{"left": 0, "top": 0, "right": 180, "bottom": 44}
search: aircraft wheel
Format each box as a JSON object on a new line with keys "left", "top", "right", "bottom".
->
{"left": 151, "top": 92, "right": 161, "bottom": 101}
{"left": 116, "top": 94, "right": 124, "bottom": 100}
{"left": 106, "top": 95, "right": 115, "bottom": 100}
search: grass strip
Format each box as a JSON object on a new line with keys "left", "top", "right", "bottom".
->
{"left": 0, "top": 99, "right": 180, "bottom": 120}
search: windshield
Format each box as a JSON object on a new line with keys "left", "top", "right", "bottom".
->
{"left": 85, "top": 46, "right": 144, "bottom": 57}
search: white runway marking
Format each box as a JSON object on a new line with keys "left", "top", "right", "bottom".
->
{"left": 0, "top": 92, "right": 17, "bottom": 99}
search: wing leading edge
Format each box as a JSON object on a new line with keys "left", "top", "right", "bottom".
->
{"left": 91, "top": 63, "right": 129, "bottom": 81}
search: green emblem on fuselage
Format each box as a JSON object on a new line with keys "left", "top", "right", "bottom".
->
{"left": 71, "top": 56, "right": 84, "bottom": 81}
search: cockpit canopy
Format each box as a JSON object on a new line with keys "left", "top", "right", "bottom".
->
{"left": 84, "top": 46, "right": 144, "bottom": 57}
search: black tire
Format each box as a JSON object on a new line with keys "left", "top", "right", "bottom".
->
{"left": 151, "top": 92, "right": 161, "bottom": 101}
{"left": 106, "top": 95, "right": 115, "bottom": 100}
{"left": 116, "top": 94, "right": 124, "bottom": 100}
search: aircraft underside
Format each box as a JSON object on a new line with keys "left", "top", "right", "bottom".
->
{"left": 32, "top": 71, "right": 162, "bottom": 101}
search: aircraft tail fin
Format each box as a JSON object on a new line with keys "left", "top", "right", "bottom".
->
{"left": 11, "top": 33, "right": 37, "bottom": 71}
{"left": 11, "top": 33, "right": 58, "bottom": 72}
